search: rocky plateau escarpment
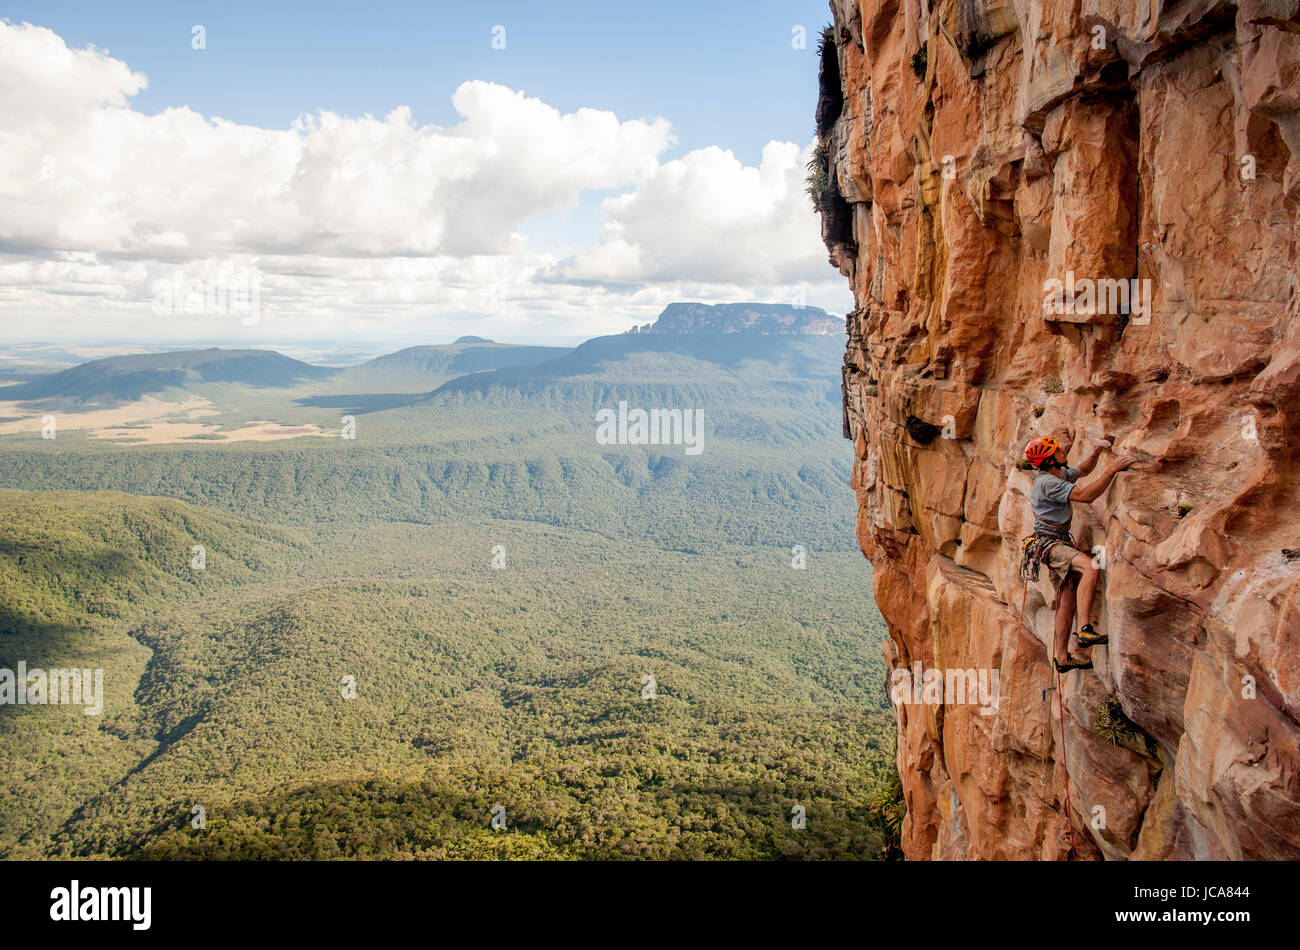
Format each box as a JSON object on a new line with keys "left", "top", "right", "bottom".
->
{"left": 815, "top": 0, "right": 1300, "bottom": 859}
{"left": 627, "top": 302, "right": 841, "bottom": 334}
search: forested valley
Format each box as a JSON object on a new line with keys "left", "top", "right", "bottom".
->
{"left": 0, "top": 332, "right": 900, "bottom": 859}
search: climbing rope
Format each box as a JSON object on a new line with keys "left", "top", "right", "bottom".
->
{"left": 1054, "top": 663, "right": 1078, "bottom": 860}
{"left": 1000, "top": 572, "right": 1031, "bottom": 750}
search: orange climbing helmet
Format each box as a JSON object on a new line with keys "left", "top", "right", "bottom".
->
{"left": 1025, "top": 436, "right": 1061, "bottom": 468}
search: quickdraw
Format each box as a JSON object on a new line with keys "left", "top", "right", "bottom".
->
{"left": 1019, "top": 520, "right": 1073, "bottom": 583}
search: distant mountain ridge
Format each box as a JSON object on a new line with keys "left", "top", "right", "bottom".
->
{"left": 1, "top": 306, "right": 841, "bottom": 408}
{"left": 429, "top": 330, "right": 845, "bottom": 403}
{"left": 351, "top": 342, "right": 570, "bottom": 378}
{"left": 627, "top": 302, "right": 841, "bottom": 336}
{"left": 0, "top": 342, "right": 571, "bottom": 405}
{"left": 1, "top": 348, "right": 334, "bottom": 404}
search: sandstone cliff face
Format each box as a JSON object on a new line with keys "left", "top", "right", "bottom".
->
{"left": 815, "top": 0, "right": 1300, "bottom": 859}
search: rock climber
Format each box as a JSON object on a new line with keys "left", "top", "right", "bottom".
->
{"left": 1021, "top": 430, "right": 1137, "bottom": 672}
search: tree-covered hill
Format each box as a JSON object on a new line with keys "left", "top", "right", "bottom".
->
{"left": 0, "top": 490, "right": 307, "bottom": 853}
{"left": 2, "top": 348, "right": 335, "bottom": 404}
{"left": 428, "top": 331, "right": 844, "bottom": 399}
{"left": 350, "top": 341, "right": 571, "bottom": 379}
{"left": 0, "top": 493, "right": 894, "bottom": 860}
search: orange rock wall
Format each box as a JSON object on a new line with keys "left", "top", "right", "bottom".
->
{"left": 817, "top": 0, "right": 1300, "bottom": 859}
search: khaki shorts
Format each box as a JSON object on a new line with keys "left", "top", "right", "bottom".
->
{"left": 1040, "top": 541, "right": 1086, "bottom": 599}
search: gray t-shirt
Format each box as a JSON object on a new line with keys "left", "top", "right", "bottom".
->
{"left": 1030, "top": 465, "right": 1079, "bottom": 527}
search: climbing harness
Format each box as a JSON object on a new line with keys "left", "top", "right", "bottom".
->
{"left": 1019, "top": 519, "right": 1073, "bottom": 584}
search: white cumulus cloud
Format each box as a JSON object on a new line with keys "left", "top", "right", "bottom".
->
{"left": 563, "top": 141, "right": 828, "bottom": 285}
{"left": 0, "top": 19, "right": 851, "bottom": 342}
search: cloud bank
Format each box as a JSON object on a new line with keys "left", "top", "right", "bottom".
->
{"left": 0, "top": 20, "right": 851, "bottom": 342}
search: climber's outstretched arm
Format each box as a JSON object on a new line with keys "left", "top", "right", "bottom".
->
{"left": 1075, "top": 438, "right": 1113, "bottom": 476}
{"left": 1071, "top": 455, "right": 1136, "bottom": 504}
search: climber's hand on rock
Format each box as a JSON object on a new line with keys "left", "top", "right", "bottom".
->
{"left": 1114, "top": 454, "right": 1138, "bottom": 471}
{"left": 1093, "top": 438, "right": 1113, "bottom": 452}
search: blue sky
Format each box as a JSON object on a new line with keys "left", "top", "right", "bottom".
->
{"left": 1, "top": 2, "right": 849, "bottom": 345}
{"left": 10, "top": 1, "right": 826, "bottom": 163}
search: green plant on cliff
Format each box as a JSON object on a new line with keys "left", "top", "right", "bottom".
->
{"left": 805, "top": 143, "right": 830, "bottom": 211}
{"left": 866, "top": 769, "right": 906, "bottom": 860}
{"left": 1095, "top": 695, "right": 1140, "bottom": 746}
{"left": 817, "top": 24, "right": 833, "bottom": 56}
{"left": 909, "top": 45, "right": 928, "bottom": 80}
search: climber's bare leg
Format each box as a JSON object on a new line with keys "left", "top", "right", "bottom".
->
{"left": 1072, "top": 552, "right": 1101, "bottom": 632}
{"left": 1053, "top": 585, "right": 1076, "bottom": 666}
